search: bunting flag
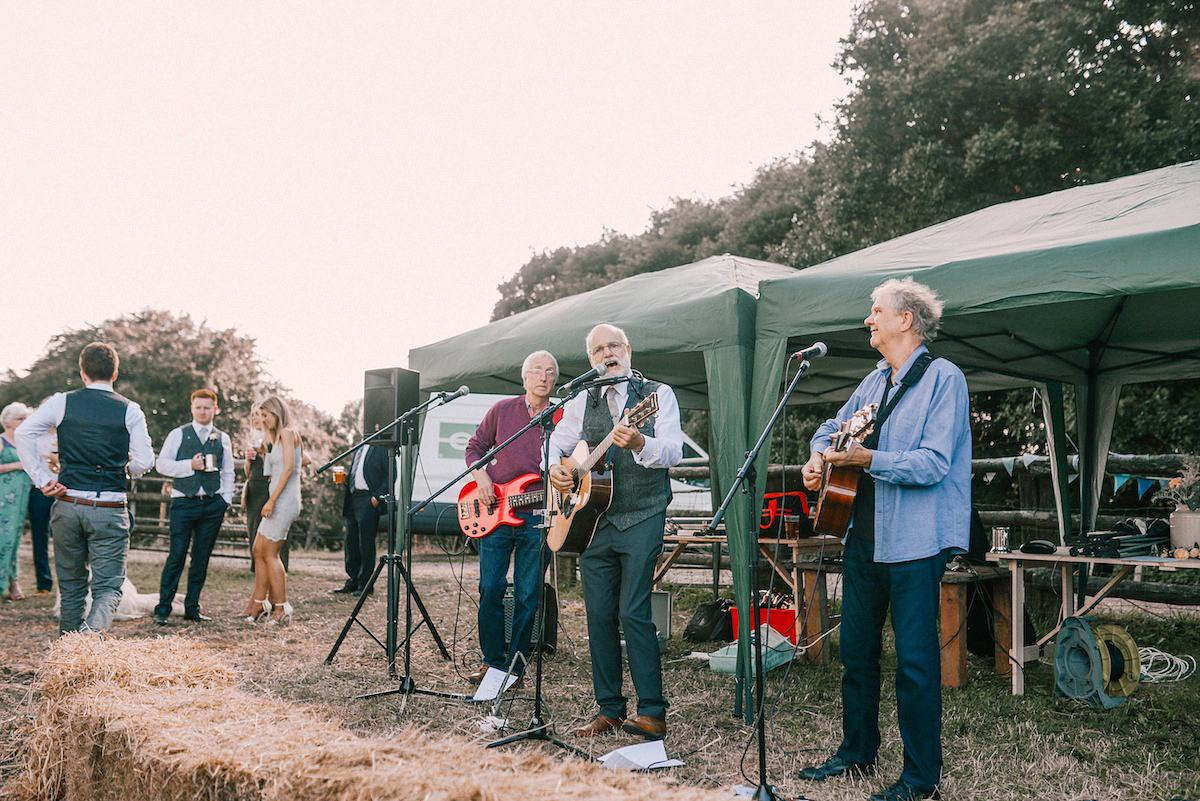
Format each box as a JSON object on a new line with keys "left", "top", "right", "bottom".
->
{"left": 1001, "top": 457, "right": 1016, "bottom": 476}
{"left": 1136, "top": 477, "right": 1158, "bottom": 498}
{"left": 1112, "top": 474, "right": 1131, "bottom": 494}
{"left": 1021, "top": 453, "right": 1038, "bottom": 468}
{"left": 984, "top": 472, "right": 997, "bottom": 484}
{"left": 1069, "top": 473, "right": 1078, "bottom": 484}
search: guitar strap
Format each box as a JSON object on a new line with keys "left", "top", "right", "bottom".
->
{"left": 862, "top": 352, "right": 935, "bottom": 449}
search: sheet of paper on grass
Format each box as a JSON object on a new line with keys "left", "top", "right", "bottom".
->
{"left": 599, "top": 740, "right": 684, "bottom": 771}
{"left": 472, "top": 667, "right": 519, "bottom": 701}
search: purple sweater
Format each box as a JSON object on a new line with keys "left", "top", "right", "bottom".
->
{"left": 465, "top": 396, "right": 545, "bottom": 491}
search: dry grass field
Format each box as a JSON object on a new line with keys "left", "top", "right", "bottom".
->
{"left": 1, "top": 539, "right": 1198, "bottom": 801}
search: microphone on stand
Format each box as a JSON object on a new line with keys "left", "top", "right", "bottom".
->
{"left": 791, "top": 342, "right": 828, "bottom": 360}
{"left": 559, "top": 362, "right": 610, "bottom": 393}
{"left": 437, "top": 385, "right": 470, "bottom": 402}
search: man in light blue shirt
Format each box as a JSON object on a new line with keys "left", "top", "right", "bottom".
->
{"left": 799, "top": 278, "right": 970, "bottom": 801}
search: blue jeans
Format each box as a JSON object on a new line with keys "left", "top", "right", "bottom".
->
{"left": 27, "top": 492, "right": 55, "bottom": 591}
{"left": 52, "top": 500, "right": 130, "bottom": 634}
{"left": 477, "top": 511, "right": 546, "bottom": 674}
{"left": 579, "top": 513, "right": 667, "bottom": 720}
{"left": 155, "top": 496, "right": 227, "bottom": 617}
{"left": 837, "top": 531, "right": 950, "bottom": 791}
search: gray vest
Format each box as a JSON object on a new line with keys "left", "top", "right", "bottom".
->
{"left": 581, "top": 377, "right": 671, "bottom": 531}
{"left": 172, "top": 425, "right": 224, "bottom": 497}
{"left": 58, "top": 388, "right": 132, "bottom": 494}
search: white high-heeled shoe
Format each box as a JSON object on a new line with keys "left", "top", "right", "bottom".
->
{"left": 268, "top": 601, "right": 293, "bottom": 626}
{"left": 245, "top": 598, "right": 271, "bottom": 623}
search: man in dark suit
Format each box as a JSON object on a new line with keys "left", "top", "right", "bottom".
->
{"left": 335, "top": 441, "right": 389, "bottom": 596}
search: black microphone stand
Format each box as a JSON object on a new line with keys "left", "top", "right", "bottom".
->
{"left": 707, "top": 357, "right": 814, "bottom": 801}
{"left": 484, "top": 378, "right": 601, "bottom": 758}
{"left": 322, "top": 393, "right": 466, "bottom": 702}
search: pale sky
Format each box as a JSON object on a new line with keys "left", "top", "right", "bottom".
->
{"left": 2, "top": 1, "right": 858, "bottom": 415}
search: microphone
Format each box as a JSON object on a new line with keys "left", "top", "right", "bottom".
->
{"left": 559, "top": 362, "right": 610, "bottom": 393}
{"left": 437, "top": 385, "right": 470, "bottom": 402}
{"left": 791, "top": 342, "right": 828, "bottom": 361}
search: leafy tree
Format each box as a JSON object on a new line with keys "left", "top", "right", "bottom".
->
{"left": 773, "top": 0, "right": 1200, "bottom": 266}
{"left": 0, "top": 310, "right": 354, "bottom": 549}
{"left": 0, "top": 309, "right": 271, "bottom": 444}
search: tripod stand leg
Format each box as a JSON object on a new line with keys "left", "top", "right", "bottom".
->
{"left": 396, "top": 560, "right": 451, "bottom": 660}
{"left": 325, "top": 555, "right": 387, "bottom": 664}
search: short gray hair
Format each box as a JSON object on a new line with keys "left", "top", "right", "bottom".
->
{"left": 872, "top": 277, "right": 944, "bottom": 343}
{"left": 521, "top": 350, "right": 559, "bottom": 377}
{"left": 585, "top": 323, "right": 630, "bottom": 356}
{"left": 1, "top": 402, "right": 33, "bottom": 429}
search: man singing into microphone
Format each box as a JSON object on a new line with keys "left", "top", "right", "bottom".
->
{"left": 463, "top": 350, "right": 558, "bottom": 684}
{"left": 548, "top": 323, "right": 682, "bottom": 741}
{"left": 798, "top": 278, "right": 969, "bottom": 801}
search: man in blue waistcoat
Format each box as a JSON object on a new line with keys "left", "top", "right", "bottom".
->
{"left": 15, "top": 342, "right": 155, "bottom": 635}
{"left": 799, "top": 278, "right": 970, "bottom": 801}
{"left": 548, "top": 323, "right": 683, "bottom": 741}
{"left": 153, "top": 388, "right": 234, "bottom": 624}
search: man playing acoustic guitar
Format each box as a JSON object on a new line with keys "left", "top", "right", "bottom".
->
{"left": 463, "top": 350, "right": 559, "bottom": 684}
{"left": 799, "top": 278, "right": 970, "bottom": 801}
{"left": 548, "top": 323, "right": 682, "bottom": 741}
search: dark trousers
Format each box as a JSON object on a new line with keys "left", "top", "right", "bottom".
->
{"left": 155, "top": 496, "right": 228, "bottom": 617}
{"left": 837, "top": 531, "right": 949, "bottom": 791}
{"left": 27, "top": 492, "right": 55, "bottom": 591}
{"left": 579, "top": 513, "right": 667, "bottom": 720}
{"left": 343, "top": 491, "right": 380, "bottom": 591}
{"left": 477, "top": 512, "right": 546, "bottom": 673}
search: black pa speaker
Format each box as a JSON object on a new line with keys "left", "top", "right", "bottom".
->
{"left": 363, "top": 367, "right": 420, "bottom": 446}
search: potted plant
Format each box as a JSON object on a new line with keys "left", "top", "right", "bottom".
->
{"left": 1157, "top": 455, "right": 1200, "bottom": 550}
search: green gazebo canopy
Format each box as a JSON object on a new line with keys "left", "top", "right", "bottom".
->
{"left": 752, "top": 159, "right": 1200, "bottom": 543}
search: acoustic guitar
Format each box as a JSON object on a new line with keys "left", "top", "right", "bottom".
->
{"left": 457, "top": 473, "right": 544, "bottom": 539}
{"left": 547, "top": 392, "right": 659, "bottom": 554}
{"left": 811, "top": 403, "right": 878, "bottom": 537}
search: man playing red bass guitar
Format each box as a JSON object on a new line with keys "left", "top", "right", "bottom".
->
{"left": 463, "top": 350, "right": 559, "bottom": 684}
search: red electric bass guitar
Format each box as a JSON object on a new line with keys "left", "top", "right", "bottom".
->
{"left": 457, "top": 473, "right": 545, "bottom": 539}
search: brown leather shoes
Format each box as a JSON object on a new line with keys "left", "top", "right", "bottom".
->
{"left": 467, "top": 664, "right": 490, "bottom": 684}
{"left": 621, "top": 715, "right": 666, "bottom": 740}
{"left": 570, "top": 715, "right": 623, "bottom": 737}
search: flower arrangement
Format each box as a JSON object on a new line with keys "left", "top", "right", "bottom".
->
{"left": 1157, "top": 454, "right": 1200, "bottom": 511}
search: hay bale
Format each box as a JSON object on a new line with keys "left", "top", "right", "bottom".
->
{"left": 7, "top": 636, "right": 728, "bottom": 801}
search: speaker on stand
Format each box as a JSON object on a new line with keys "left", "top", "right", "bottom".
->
{"left": 326, "top": 367, "right": 460, "bottom": 702}
{"left": 363, "top": 367, "right": 420, "bottom": 446}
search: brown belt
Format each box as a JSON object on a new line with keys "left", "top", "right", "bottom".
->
{"left": 59, "top": 496, "right": 127, "bottom": 509}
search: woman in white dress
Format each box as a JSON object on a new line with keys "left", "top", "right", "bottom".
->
{"left": 246, "top": 395, "right": 302, "bottom": 624}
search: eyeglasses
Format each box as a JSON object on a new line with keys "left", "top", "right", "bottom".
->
{"left": 526, "top": 368, "right": 558, "bottom": 378}
{"left": 589, "top": 341, "right": 627, "bottom": 357}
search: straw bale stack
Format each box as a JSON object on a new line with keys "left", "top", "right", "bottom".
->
{"left": 7, "top": 635, "right": 728, "bottom": 801}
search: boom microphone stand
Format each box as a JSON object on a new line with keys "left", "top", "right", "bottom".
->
{"left": 413, "top": 375, "right": 605, "bottom": 758}
{"left": 707, "top": 355, "right": 815, "bottom": 801}
{"left": 322, "top": 393, "right": 466, "bottom": 702}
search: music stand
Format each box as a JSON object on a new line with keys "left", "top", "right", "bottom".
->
{"left": 321, "top": 393, "right": 467, "bottom": 702}
{"left": 707, "top": 356, "right": 814, "bottom": 801}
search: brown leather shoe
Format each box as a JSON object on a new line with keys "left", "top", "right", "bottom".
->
{"left": 570, "top": 715, "right": 623, "bottom": 737}
{"left": 467, "top": 664, "right": 490, "bottom": 684}
{"left": 621, "top": 715, "right": 666, "bottom": 740}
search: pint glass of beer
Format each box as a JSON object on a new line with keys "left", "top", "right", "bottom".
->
{"left": 333, "top": 466, "right": 346, "bottom": 484}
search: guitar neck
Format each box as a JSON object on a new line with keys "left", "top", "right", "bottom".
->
{"left": 508, "top": 490, "right": 545, "bottom": 508}
{"left": 577, "top": 429, "right": 619, "bottom": 475}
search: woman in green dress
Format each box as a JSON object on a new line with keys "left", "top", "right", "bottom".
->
{"left": 0, "top": 402, "right": 34, "bottom": 601}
